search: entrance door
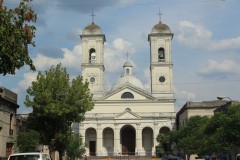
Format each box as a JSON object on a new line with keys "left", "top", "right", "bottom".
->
{"left": 89, "top": 141, "right": 96, "bottom": 156}
{"left": 121, "top": 126, "right": 135, "bottom": 155}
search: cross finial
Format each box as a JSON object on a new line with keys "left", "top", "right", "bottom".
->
{"left": 126, "top": 51, "right": 130, "bottom": 61}
{"left": 91, "top": 10, "right": 95, "bottom": 23}
{"left": 158, "top": 8, "right": 163, "bottom": 23}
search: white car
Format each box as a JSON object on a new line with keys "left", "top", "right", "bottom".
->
{"left": 8, "top": 152, "right": 51, "bottom": 160}
{"left": 236, "top": 153, "right": 240, "bottom": 160}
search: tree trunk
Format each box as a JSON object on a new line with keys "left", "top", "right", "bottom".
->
{"left": 59, "top": 150, "right": 63, "bottom": 160}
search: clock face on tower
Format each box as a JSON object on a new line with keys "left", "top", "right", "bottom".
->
{"left": 159, "top": 76, "right": 165, "bottom": 83}
{"left": 90, "top": 77, "right": 95, "bottom": 83}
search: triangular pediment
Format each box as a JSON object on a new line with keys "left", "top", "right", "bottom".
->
{"left": 115, "top": 108, "right": 141, "bottom": 119}
{"left": 98, "top": 83, "right": 156, "bottom": 101}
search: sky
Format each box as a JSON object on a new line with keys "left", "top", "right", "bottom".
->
{"left": 1, "top": 0, "right": 240, "bottom": 114}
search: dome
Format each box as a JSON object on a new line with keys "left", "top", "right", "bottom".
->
{"left": 82, "top": 23, "right": 102, "bottom": 35}
{"left": 151, "top": 22, "right": 171, "bottom": 34}
{"left": 123, "top": 61, "right": 133, "bottom": 67}
{"left": 111, "top": 75, "right": 145, "bottom": 91}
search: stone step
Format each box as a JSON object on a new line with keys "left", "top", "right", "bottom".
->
{"left": 78, "top": 156, "right": 156, "bottom": 160}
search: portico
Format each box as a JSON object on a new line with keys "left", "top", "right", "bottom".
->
{"left": 77, "top": 110, "right": 175, "bottom": 156}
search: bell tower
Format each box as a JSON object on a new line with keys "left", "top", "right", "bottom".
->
{"left": 80, "top": 22, "right": 106, "bottom": 99}
{"left": 148, "top": 21, "right": 174, "bottom": 99}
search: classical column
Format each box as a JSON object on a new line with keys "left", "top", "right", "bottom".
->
{"left": 114, "top": 123, "right": 121, "bottom": 156}
{"left": 97, "top": 124, "right": 103, "bottom": 156}
{"left": 79, "top": 124, "right": 88, "bottom": 155}
{"left": 153, "top": 122, "right": 159, "bottom": 155}
{"left": 136, "top": 123, "right": 142, "bottom": 155}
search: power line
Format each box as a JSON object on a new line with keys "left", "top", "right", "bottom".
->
{"left": 7, "top": 0, "right": 225, "bottom": 8}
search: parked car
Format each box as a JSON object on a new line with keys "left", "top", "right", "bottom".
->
{"left": 8, "top": 152, "right": 51, "bottom": 160}
{"left": 161, "top": 155, "right": 183, "bottom": 160}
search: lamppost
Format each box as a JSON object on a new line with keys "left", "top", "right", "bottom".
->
{"left": 215, "top": 96, "right": 232, "bottom": 113}
{"left": 217, "top": 96, "right": 232, "bottom": 101}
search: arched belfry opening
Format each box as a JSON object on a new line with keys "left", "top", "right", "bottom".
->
{"left": 158, "top": 47, "right": 165, "bottom": 62}
{"left": 121, "top": 125, "right": 136, "bottom": 155}
{"left": 89, "top": 48, "right": 96, "bottom": 63}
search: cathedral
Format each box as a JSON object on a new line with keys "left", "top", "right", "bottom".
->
{"left": 73, "top": 19, "right": 176, "bottom": 157}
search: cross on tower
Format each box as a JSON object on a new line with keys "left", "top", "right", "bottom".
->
{"left": 91, "top": 10, "right": 96, "bottom": 23}
{"left": 158, "top": 9, "right": 163, "bottom": 23}
{"left": 126, "top": 51, "right": 130, "bottom": 61}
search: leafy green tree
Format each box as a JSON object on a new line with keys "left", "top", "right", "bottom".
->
{"left": 0, "top": 0, "right": 36, "bottom": 75}
{"left": 16, "top": 130, "right": 40, "bottom": 152}
{"left": 156, "top": 132, "right": 171, "bottom": 156}
{"left": 174, "top": 116, "right": 210, "bottom": 159}
{"left": 204, "top": 104, "right": 240, "bottom": 156}
{"left": 25, "top": 63, "right": 94, "bottom": 159}
{"left": 66, "top": 133, "right": 86, "bottom": 159}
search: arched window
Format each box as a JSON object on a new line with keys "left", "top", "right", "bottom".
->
{"left": 126, "top": 68, "right": 130, "bottom": 75}
{"left": 121, "top": 92, "right": 134, "bottom": 99}
{"left": 158, "top": 48, "right": 165, "bottom": 62}
{"left": 89, "top": 48, "right": 96, "bottom": 63}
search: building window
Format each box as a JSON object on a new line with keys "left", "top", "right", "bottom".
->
{"left": 9, "top": 113, "right": 13, "bottom": 135}
{"left": 126, "top": 68, "right": 130, "bottom": 75}
{"left": 158, "top": 48, "right": 165, "bottom": 62}
{"left": 121, "top": 92, "right": 134, "bottom": 99}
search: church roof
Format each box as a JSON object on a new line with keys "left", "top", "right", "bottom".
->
{"left": 111, "top": 61, "right": 144, "bottom": 91}
{"left": 82, "top": 23, "right": 102, "bottom": 35}
{"left": 123, "top": 61, "right": 133, "bottom": 67}
{"left": 151, "top": 21, "right": 171, "bottom": 34}
{"left": 111, "top": 76, "right": 144, "bottom": 91}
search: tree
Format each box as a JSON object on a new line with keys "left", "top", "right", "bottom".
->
{"left": 156, "top": 131, "right": 172, "bottom": 157}
{"left": 25, "top": 64, "right": 94, "bottom": 159}
{"left": 173, "top": 116, "right": 210, "bottom": 159}
{"left": 66, "top": 133, "right": 86, "bottom": 159}
{"left": 204, "top": 104, "right": 240, "bottom": 156}
{"left": 0, "top": 0, "right": 36, "bottom": 75}
{"left": 16, "top": 130, "right": 40, "bottom": 152}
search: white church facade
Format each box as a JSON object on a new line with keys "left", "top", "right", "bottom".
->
{"left": 73, "top": 19, "right": 176, "bottom": 157}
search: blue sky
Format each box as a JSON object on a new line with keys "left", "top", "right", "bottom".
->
{"left": 1, "top": 0, "right": 240, "bottom": 113}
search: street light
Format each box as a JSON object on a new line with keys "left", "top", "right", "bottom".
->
{"left": 215, "top": 96, "right": 232, "bottom": 113}
{"left": 217, "top": 96, "right": 232, "bottom": 101}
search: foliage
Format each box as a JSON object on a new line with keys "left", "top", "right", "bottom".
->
{"left": 168, "top": 104, "right": 240, "bottom": 158}
{"left": 173, "top": 116, "right": 210, "bottom": 157}
{"left": 0, "top": 0, "right": 36, "bottom": 75}
{"left": 25, "top": 63, "right": 94, "bottom": 156}
{"left": 16, "top": 130, "right": 40, "bottom": 152}
{"left": 205, "top": 104, "right": 240, "bottom": 150}
{"left": 156, "top": 132, "right": 172, "bottom": 156}
{"left": 66, "top": 134, "right": 86, "bottom": 159}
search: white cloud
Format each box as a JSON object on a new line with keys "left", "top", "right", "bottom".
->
{"left": 177, "top": 21, "right": 212, "bottom": 48}
{"left": 174, "top": 88, "right": 197, "bottom": 102}
{"left": 198, "top": 59, "right": 240, "bottom": 75}
{"left": 177, "top": 20, "right": 240, "bottom": 52}
{"left": 15, "top": 44, "right": 82, "bottom": 95}
{"left": 143, "top": 68, "right": 150, "bottom": 91}
{"left": 33, "top": 44, "right": 82, "bottom": 71}
{"left": 209, "top": 37, "right": 240, "bottom": 52}
{"left": 17, "top": 72, "right": 38, "bottom": 92}
{"left": 17, "top": 38, "right": 135, "bottom": 95}
{"left": 105, "top": 38, "right": 136, "bottom": 73}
